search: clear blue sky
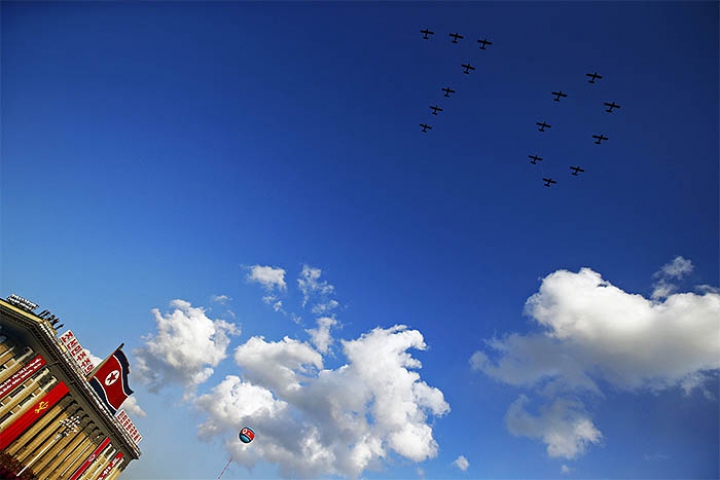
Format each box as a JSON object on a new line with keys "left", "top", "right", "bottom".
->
{"left": 2, "top": 2, "right": 718, "bottom": 479}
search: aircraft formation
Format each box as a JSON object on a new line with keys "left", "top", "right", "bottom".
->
{"left": 417, "top": 28, "right": 492, "bottom": 138}
{"left": 417, "top": 27, "right": 622, "bottom": 189}
{"left": 530, "top": 71, "right": 622, "bottom": 188}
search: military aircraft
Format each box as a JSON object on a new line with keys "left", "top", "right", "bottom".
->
{"left": 543, "top": 178, "right": 558, "bottom": 187}
{"left": 604, "top": 101, "right": 621, "bottom": 113}
{"left": 449, "top": 32, "right": 464, "bottom": 43}
{"left": 586, "top": 72, "right": 603, "bottom": 83}
{"left": 529, "top": 154, "right": 543, "bottom": 164}
{"left": 477, "top": 38, "right": 493, "bottom": 49}
{"left": 552, "top": 91, "right": 568, "bottom": 102}
{"left": 570, "top": 166, "right": 585, "bottom": 175}
{"left": 429, "top": 105, "right": 443, "bottom": 115}
{"left": 420, "top": 28, "right": 435, "bottom": 39}
{"left": 592, "top": 134, "right": 608, "bottom": 144}
{"left": 419, "top": 123, "right": 432, "bottom": 133}
{"left": 461, "top": 63, "right": 476, "bottom": 74}
{"left": 536, "top": 121, "right": 551, "bottom": 132}
{"left": 442, "top": 87, "right": 456, "bottom": 97}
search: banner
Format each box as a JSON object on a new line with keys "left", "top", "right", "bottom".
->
{"left": 0, "top": 354, "right": 46, "bottom": 399}
{"left": 96, "top": 451, "right": 123, "bottom": 480}
{"left": 0, "top": 382, "right": 69, "bottom": 449}
{"left": 58, "top": 330, "right": 95, "bottom": 375}
{"left": 88, "top": 348, "right": 134, "bottom": 415}
{"left": 68, "top": 437, "right": 111, "bottom": 480}
{"left": 116, "top": 409, "right": 143, "bottom": 445}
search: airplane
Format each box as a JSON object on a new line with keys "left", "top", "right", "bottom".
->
{"left": 604, "top": 101, "right": 621, "bottom": 113}
{"left": 536, "top": 121, "right": 551, "bottom": 132}
{"left": 477, "top": 38, "right": 493, "bottom": 49}
{"left": 551, "top": 91, "right": 568, "bottom": 102}
{"left": 419, "top": 123, "right": 432, "bottom": 133}
{"left": 420, "top": 28, "right": 435, "bottom": 39}
{"left": 570, "top": 166, "right": 585, "bottom": 175}
{"left": 461, "top": 63, "right": 476, "bottom": 74}
{"left": 529, "top": 154, "right": 543, "bottom": 164}
{"left": 586, "top": 72, "right": 603, "bottom": 83}
{"left": 543, "top": 177, "right": 557, "bottom": 187}
{"left": 592, "top": 134, "right": 608, "bottom": 144}
{"left": 449, "top": 32, "right": 464, "bottom": 43}
{"left": 429, "top": 105, "right": 443, "bottom": 115}
{"left": 442, "top": 86, "right": 456, "bottom": 97}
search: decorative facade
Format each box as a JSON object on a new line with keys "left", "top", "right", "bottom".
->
{"left": 0, "top": 295, "right": 141, "bottom": 479}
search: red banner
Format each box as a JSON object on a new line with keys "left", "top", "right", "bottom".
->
{"left": 68, "top": 437, "right": 112, "bottom": 480}
{"left": 0, "top": 382, "right": 69, "bottom": 449}
{"left": 96, "top": 451, "right": 123, "bottom": 480}
{"left": 0, "top": 354, "right": 46, "bottom": 399}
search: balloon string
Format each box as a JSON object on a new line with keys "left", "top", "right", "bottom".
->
{"left": 217, "top": 457, "right": 232, "bottom": 480}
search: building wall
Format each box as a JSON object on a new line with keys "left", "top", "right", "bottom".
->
{"left": 0, "top": 300, "right": 140, "bottom": 480}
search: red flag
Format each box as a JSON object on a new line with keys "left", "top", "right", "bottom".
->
{"left": 89, "top": 348, "right": 133, "bottom": 415}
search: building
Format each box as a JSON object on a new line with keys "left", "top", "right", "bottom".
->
{"left": 0, "top": 294, "right": 141, "bottom": 479}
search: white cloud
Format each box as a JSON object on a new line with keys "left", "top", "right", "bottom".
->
{"left": 120, "top": 395, "right": 147, "bottom": 418}
{"left": 312, "top": 299, "right": 339, "bottom": 316}
{"left": 453, "top": 455, "right": 469, "bottom": 472}
{"left": 233, "top": 336, "right": 323, "bottom": 397}
{"left": 306, "top": 316, "right": 337, "bottom": 354}
{"left": 475, "top": 267, "right": 720, "bottom": 393}
{"left": 82, "top": 348, "right": 103, "bottom": 369}
{"left": 298, "top": 265, "right": 335, "bottom": 308}
{"left": 472, "top": 261, "right": 720, "bottom": 460}
{"left": 134, "top": 300, "right": 240, "bottom": 398}
{"left": 195, "top": 325, "right": 449, "bottom": 479}
{"left": 506, "top": 395, "right": 602, "bottom": 460}
{"left": 262, "top": 295, "right": 285, "bottom": 314}
{"left": 656, "top": 256, "right": 693, "bottom": 279}
{"left": 247, "top": 265, "right": 287, "bottom": 291}
{"left": 652, "top": 256, "right": 693, "bottom": 299}
{"left": 560, "top": 464, "right": 573, "bottom": 474}
{"left": 211, "top": 294, "right": 231, "bottom": 305}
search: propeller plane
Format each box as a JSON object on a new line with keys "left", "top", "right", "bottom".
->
{"left": 592, "top": 134, "right": 608, "bottom": 144}
{"left": 536, "top": 121, "right": 551, "bottom": 132}
{"left": 552, "top": 91, "right": 568, "bottom": 102}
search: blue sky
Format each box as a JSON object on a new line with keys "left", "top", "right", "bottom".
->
{"left": 2, "top": 2, "right": 718, "bottom": 479}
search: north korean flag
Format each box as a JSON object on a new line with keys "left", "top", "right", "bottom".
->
{"left": 89, "top": 348, "right": 134, "bottom": 415}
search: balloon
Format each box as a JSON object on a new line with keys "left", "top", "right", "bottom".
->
{"left": 239, "top": 427, "right": 255, "bottom": 444}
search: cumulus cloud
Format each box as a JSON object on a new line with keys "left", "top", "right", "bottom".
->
{"left": 476, "top": 267, "right": 720, "bottom": 393}
{"left": 560, "top": 464, "right": 573, "bottom": 474}
{"left": 134, "top": 300, "right": 240, "bottom": 398}
{"left": 247, "top": 265, "right": 287, "bottom": 291}
{"left": 195, "top": 325, "right": 449, "bottom": 479}
{"left": 471, "top": 262, "right": 720, "bottom": 460}
{"left": 506, "top": 395, "right": 602, "bottom": 460}
{"left": 453, "top": 455, "right": 470, "bottom": 472}
{"left": 306, "top": 317, "right": 337, "bottom": 354}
